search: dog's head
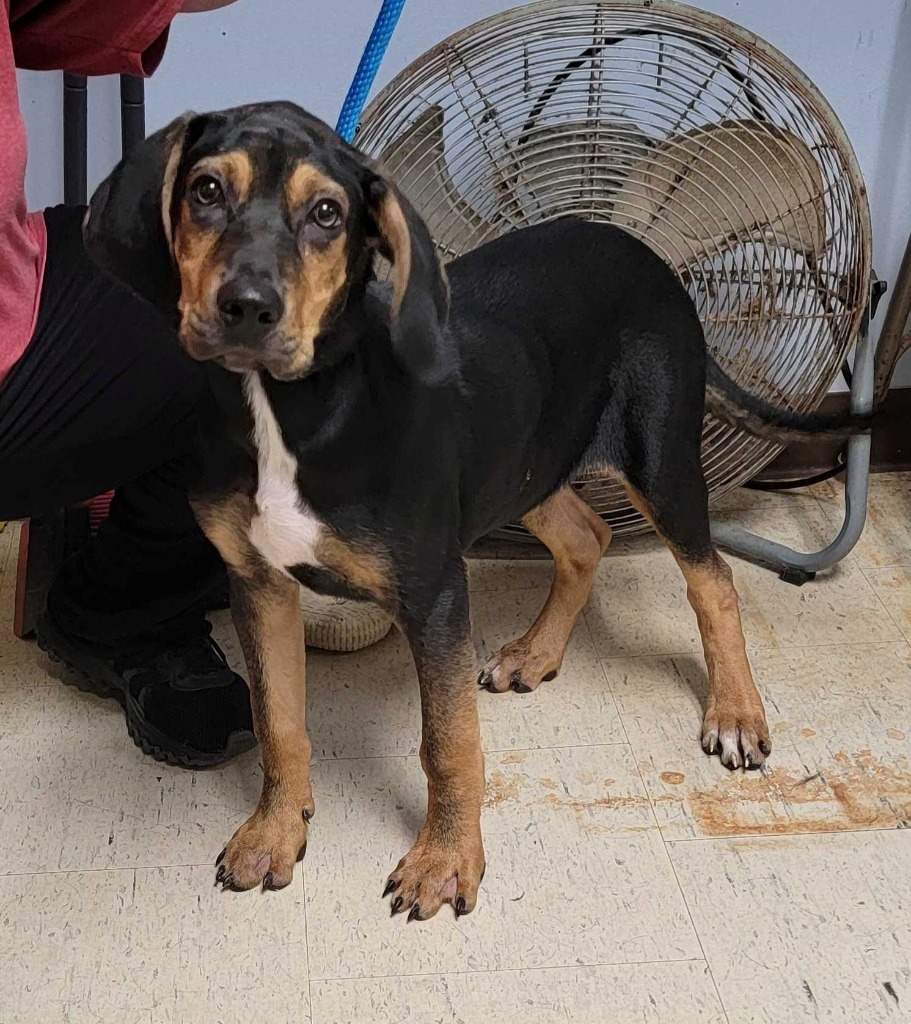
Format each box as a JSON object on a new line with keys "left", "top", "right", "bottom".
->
{"left": 84, "top": 102, "right": 450, "bottom": 383}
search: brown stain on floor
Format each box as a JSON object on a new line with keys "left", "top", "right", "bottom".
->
{"left": 484, "top": 770, "right": 525, "bottom": 808}
{"left": 687, "top": 749, "right": 911, "bottom": 837}
{"left": 484, "top": 750, "right": 911, "bottom": 840}
{"left": 539, "top": 792, "right": 653, "bottom": 834}
{"left": 483, "top": 770, "right": 652, "bottom": 833}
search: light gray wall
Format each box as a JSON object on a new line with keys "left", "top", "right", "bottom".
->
{"left": 16, "top": 0, "right": 911, "bottom": 382}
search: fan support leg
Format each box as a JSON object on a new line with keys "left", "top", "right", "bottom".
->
{"left": 709, "top": 316, "right": 874, "bottom": 586}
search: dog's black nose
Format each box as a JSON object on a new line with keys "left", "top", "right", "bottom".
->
{"left": 217, "top": 282, "right": 284, "bottom": 341}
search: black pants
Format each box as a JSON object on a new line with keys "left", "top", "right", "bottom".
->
{"left": 0, "top": 205, "right": 223, "bottom": 656}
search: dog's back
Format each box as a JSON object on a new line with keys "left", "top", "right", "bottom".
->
{"left": 445, "top": 218, "right": 707, "bottom": 540}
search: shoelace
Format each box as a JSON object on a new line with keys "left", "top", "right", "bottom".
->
{"left": 115, "top": 630, "right": 232, "bottom": 688}
{"left": 158, "top": 633, "right": 232, "bottom": 686}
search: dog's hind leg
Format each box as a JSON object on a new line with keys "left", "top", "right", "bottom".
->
{"left": 620, "top": 452, "right": 771, "bottom": 771}
{"left": 478, "top": 486, "right": 612, "bottom": 694}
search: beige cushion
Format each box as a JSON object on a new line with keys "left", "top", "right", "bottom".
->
{"left": 299, "top": 591, "right": 392, "bottom": 653}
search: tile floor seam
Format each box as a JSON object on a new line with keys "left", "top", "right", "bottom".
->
{"left": 307, "top": 740, "right": 632, "bottom": 766}
{"left": 575, "top": 596, "right": 628, "bottom": 745}
{"left": 300, "top": 868, "right": 315, "bottom": 1022}
{"left": 595, "top": 634, "right": 908, "bottom": 663}
{"left": 593, "top": 651, "right": 725, "bottom": 1018}
{"left": 806, "top": 488, "right": 855, "bottom": 552}
{"left": 660, "top": 840, "right": 732, "bottom": 1024}
{"left": 809, "top": 490, "right": 831, "bottom": 521}
{"left": 0, "top": 861, "right": 221, "bottom": 878}
{"left": 664, "top": 822, "right": 911, "bottom": 845}
{"left": 858, "top": 563, "right": 911, "bottom": 642}
{"left": 308, "top": 954, "right": 711, "bottom": 985}
{"left": 607, "top": 650, "right": 734, "bottom": 1024}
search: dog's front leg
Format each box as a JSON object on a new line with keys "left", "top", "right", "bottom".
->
{"left": 217, "top": 568, "right": 312, "bottom": 890}
{"left": 195, "top": 499, "right": 312, "bottom": 892}
{"left": 385, "top": 562, "right": 486, "bottom": 920}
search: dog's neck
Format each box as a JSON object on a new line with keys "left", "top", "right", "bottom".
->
{"left": 203, "top": 281, "right": 434, "bottom": 507}
{"left": 267, "top": 282, "right": 413, "bottom": 435}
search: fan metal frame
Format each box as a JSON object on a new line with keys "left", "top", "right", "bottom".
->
{"left": 356, "top": 0, "right": 872, "bottom": 541}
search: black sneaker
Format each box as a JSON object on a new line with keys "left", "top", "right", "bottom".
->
{"left": 37, "top": 614, "right": 257, "bottom": 769}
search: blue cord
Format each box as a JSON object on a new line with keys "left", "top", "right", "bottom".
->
{"left": 336, "top": 0, "right": 406, "bottom": 142}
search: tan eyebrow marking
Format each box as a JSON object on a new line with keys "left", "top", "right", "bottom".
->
{"left": 191, "top": 150, "right": 255, "bottom": 203}
{"left": 285, "top": 161, "right": 349, "bottom": 213}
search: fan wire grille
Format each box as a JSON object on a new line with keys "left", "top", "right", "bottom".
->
{"left": 357, "top": 0, "right": 871, "bottom": 538}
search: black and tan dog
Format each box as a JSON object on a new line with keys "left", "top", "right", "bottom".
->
{"left": 84, "top": 101, "right": 866, "bottom": 921}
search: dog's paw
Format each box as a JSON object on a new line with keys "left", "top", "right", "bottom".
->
{"left": 384, "top": 832, "right": 485, "bottom": 921}
{"left": 477, "top": 638, "right": 561, "bottom": 694}
{"left": 215, "top": 806, "right": 311, "bottom": 892}
{"left": 702, "top": 705, "right": 772, "bottom": 771}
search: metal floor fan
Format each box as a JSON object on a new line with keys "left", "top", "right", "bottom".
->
{"left": 356, "top": 0, "right": 876, "bottom": 581}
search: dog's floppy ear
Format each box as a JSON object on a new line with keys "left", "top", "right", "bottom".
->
{"left": 367, "top": 175, "right": 454, "bottom": 385}
{"left": 83, "top": 113, "right": 198, "bottom": 318}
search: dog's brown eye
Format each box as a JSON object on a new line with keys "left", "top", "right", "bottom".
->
{"left": 192, "top": 175, "right": 224, "bottom": 207}
{"left": 310, "top": 199, "right": 342, "bottom": 230}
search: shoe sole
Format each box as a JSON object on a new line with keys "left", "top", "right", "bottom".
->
{"left": 37, "top": 623, "right": 256, "bottom": 770}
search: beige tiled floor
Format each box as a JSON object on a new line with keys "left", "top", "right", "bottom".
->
{"left": 1, "top": 477, "right": 910, "bottom": 1024}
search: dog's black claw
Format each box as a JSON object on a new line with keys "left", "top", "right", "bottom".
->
{"left": 759, "top": 739, "right": 772, "bottom": 755}
{"left": 477, "top": 671, "right": 493, "bottom": 690}
{"left": 391, "top": 896, "right": 404, "bottom": 915}
{"left": 407, "top": 904, "right": 422, "bottom": 922}
{"left": 215, "top": 849, "right": 226, "bottom": 867}
{"left": 215, "top": 865, "right": 226, "bottom": 884}
{"left": 302, "top": 808, "right": 313, "bottom": 822}
{"left": 221, "top": 873, "right": 234, "bottom": 889}
{"left": 296, "top": 841, "right": 308, "bottom": 863}
{"left": 382, "top": 879, "right": 398, "bottom": 898}
{"left": 455, "top": 895, "right": 466, "bottom": 917}
{"left": 509, "top": 670, "right": 532, "bottom": 693}
{"left": 542, "top": 670, "right": 558, "bottom": 682}
{"left": 263, "top": 872, "right": 274, "bottom": 891}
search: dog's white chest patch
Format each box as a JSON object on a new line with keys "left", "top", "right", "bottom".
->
{"left": 243, "top": 372, "right": 324, "bottom": 574}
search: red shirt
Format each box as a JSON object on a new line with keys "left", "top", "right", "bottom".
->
{"left": 1, "top": 0, "right": 182, "bottom": 383}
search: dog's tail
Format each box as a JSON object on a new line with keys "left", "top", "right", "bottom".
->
{"left": 705, "top": 355, "right": 871, "bottom": 444}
